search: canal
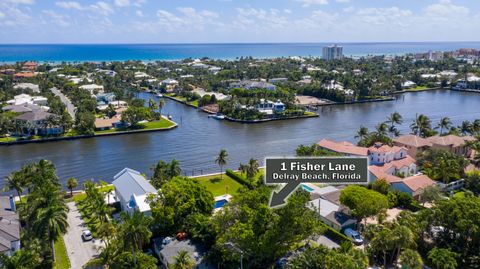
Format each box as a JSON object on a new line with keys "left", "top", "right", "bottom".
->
{"left": 1, "top": 90, "right": 480, "bottom": 187}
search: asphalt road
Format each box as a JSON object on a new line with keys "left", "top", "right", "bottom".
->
{"left": 50, "top": 87, "right": 76, "bottom": 119}
{"left": 64, "top": 202, "right": 102, "bottom": 268}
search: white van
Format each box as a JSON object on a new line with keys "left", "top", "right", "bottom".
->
{"left": 344, "top": 228, "right": 364, "bottom": 245}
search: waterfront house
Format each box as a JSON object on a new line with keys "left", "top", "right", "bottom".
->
{"left": 112, "top": 168, "right": 157, "bottom": 216}
{"left": 14, "top": 72, "right": 36, "bottom": 79}
{"left": 22, "top": 61, "right": 37, "bottom": 71}
{"left": 0, "top": 196, "right": 21, "bottom": 257}
{"left": 255, "top": 99, "right": 285, "bottom": 115}
{"left": 317, "top": 139, "right": 368, "bottom": 156}
{"left": 14, "top": 110, "right": 63, "bottom": 136}
{"left": 96, "top": 92, "right": 116, "bottom": 105}
{"left": 393, "top": 134, "right": 431, "bottom": 158}
{"left": 154, "top": 237, "right": 211, "bottom": 269}
{"left": 401, "top": 81, "right": 417, "bottom": 89}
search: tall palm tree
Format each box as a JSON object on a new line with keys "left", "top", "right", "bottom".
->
{"left": 148, "top": 98, "right": 158, "bottom": 113}
{"left": 33, "top": 203, "right": 69, "bottom": 261}
{"left": 4, "top": 172, "right": 24, "bottom": 202}
{"left": 119, "top": 211, "right": 152, "bottom": 266}
{"left": 238, "top": 163, "right": 248, "bottom": 176}
{"left": 0, "top": 250, "right": 38, "bottom": 269}
{"left": 354, "top": 126, "right": 369, "bottom": 142}
{"left": 410, "top": 114, "right": 432, "bottom": 137}
{"left": 66, "top": 177, "right": 78, "bottom": 197}
{"left": 460, "top": 120, "right": 473, "bottom": 136}
{"left": 158, "top": 98, "right": 165, "bottom": 117}
{"left": 215, "top": 149, "right": 228, "bottom": 180}
{"left": 172, "top": 250, "right": 195, "bottom": 269}
{"left": 246, "top": 158, "right": 260, "bottom": 179}
{"left": 387, "top": 112, "right": 403, "bottom": 130}
{"left": 437, "top": 117, "right": 452, "bottom": 135}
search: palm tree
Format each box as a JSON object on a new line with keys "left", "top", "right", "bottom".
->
{"left": 119, "top": 211, "right": 152, "bottom": 266}
{"left": 33, "top": 203, "right": 69, "bottom": 261}
{"left": 427, "top": 248, "right": 458, "bottom": 269}
{"left": 0, "top": 250, "right": 38, "bottom": 269}
{"left": 168, "top": 159, "right": 181, "bottom": 178}
{"left": 215, "top": 149, "right": 228, "bottom": 179}
{"left": 97, "top": 222, "right": 116, "bottom": 249}
{"left": 66, "top": 177, "right": 78, "bottom": 197}
{"left": 238, "top": 163, "right": 248, "bottom": 176}
{"left": 246, "top": 158, "right": 260, "bottom": 179}
{"left": 410, "top": 114, "right": 432, "bottom": 137}
{"left": 354, "top": 126, "right": 369, "bottom": 142}
{"left": 158, "top": 98, "right": 165, "bottom": 117}
{"left": 148, "top": 98, "right": 158, "bottom": 113}
{"left": 387, "top": 112, "right": 403, "bottom": 130}
{"left": 374, "top": 122, "right": 389, "bottom": 137}
{"left": 172, "top": 250, "right": 195, "bottom": 269}
{"left": 437, "top": 117, "right": 452, "bottom": 135}
{"left": 4, "top": 172, "right": 24, "bottom": 202}
{"left": 460, "top": 120, "right": 473, "bottom": 135}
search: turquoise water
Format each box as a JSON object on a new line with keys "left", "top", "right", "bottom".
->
{"left": 301, "top": 184, "right": 314, "bottom": 192}
{"left": 1, "top": 42, "right": 480, "bottom": 62}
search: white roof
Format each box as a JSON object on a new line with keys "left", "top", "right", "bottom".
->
{"left": 112, "top": 168, "right": 156, "bottom": 201}
{"left": 307, "top": 198, "right": 339, "bottom": 218}
{"left": 79, "top": 84, "right": 104, "bottom": 90}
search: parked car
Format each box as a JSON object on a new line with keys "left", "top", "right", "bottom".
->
{"left": 344, "top": 228, "right": 363, "bottom": 245}
{"left": 82, "top": 229, "right": 93, "bottom": 241}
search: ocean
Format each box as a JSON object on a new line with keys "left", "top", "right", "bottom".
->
{"left": 1, "top": 42, "right": 480, "bottom": 63}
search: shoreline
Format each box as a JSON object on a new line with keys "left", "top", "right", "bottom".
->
{"left": 0, "top": 120, "right": 178, "bottom": 146}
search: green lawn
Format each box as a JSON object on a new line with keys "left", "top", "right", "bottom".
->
{"left": 0, "top": 137, "right": 17, "bottom": 143}
{"left": 409, "top": 86, "right": 429, "bottom": 91}
{"left": 95, "top": 118, "right": 175, "bottom": 135}
{"left": 54, "top": 237, "right": 71, "bottom": 269}
{"left": 195, "top": 174, "right": 244, "bottom": 196}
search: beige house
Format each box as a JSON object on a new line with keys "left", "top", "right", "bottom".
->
{"left": 394, "top": 134, "right": 474, "bottom": 157}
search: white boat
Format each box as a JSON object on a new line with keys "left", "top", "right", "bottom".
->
{"left": 168, "top": 115, "right": 172, "bottom": 120}
{"left": 156, "top": 93, "right": 163, "bottom": 97}
{"left": 210, "top": 114, "right": 224, "bottom": 120}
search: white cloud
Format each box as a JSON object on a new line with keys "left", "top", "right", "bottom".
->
{"left": 356, "top": 7, "right": 412, "bottom": 26}
{"left": 42, "top": 10, "right": 70, "bottom": 27}
{"left": 154, "top": 7, "right": 220, "bottom": 32}
{"left": 91, "top": 1, "right": 114, "bottom": 15}
{"left": 55, "top": 1, "right": 85, "bottom": 10}
{"left": 294, "top": 0, "right": 328, "bottom": 7}
{"left": 56, "top": 1, "right": 114, "bottom": 15}
{"left": 0, "top": 12, "right": 5, "bottom": 19}
{"left": 425, "top": 0, "right": 469, "bottom": 17}
{"left": 135, "top": 10, "right": 143, "bottom": 17}
{"left": 336, "top": 0, "right": 350, "bottom": 3}
{"left": 4, "top": 0, "right": 35, "bottom": 5}
{"left": 114, "top": 0, "right": 130, "bottom": 7}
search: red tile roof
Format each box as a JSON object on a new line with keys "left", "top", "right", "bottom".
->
{"left": 394, "top": 134, "right": 431, "bottom": 148}
{"left": 318, "top": 139, "right": 368, "bottom": 156}
{"left": 368, "top": 165, "right": 402, "bottom": 183}
{"left": 426, "top": 135, "right": 475, "bottom": 147}
{"left": 396, "top": 174, "right": 435, "bottom": 192}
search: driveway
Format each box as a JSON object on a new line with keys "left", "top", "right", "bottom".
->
{"left": 50, "top": 87, "right": 76, "bottom": 119}
{"left": 64, "top": 202, "right": 103, "bottom": 268}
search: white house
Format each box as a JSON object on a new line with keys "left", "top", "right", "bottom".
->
{"left": 79, "top": 84, "right": 104, "bottom": 95}
{"left": 0, "top": 196, "right": 21, "bottom": 257}
{"left": 112, "top": 168, "right": 157, "bottom": 215}
{"left": 7, "top": 94, "right": 48, "bottom": 107}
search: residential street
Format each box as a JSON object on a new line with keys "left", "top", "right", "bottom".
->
{"left": 64, "top": 202, "right": 103, "bottom": 268}
{"left": 50, "top": 87, "right": 76, "bottom": 119}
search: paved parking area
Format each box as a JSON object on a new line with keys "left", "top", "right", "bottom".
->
{"left": 64, "top": 202, "right": 103, "bottom": 268}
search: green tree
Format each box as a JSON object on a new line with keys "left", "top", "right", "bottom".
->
{"left": 4, "top": 171, "right": 25, "bottom": 202}
{"left": 340, "top": 185, "right": 389, "bottom": 227}
{"left": 66, "top": 177, "right": 78, "bottom": 197}
{"left": 216, "top": 149, "right": 228, "bottom": 179}
{"left": 437, "top": 117, "right": 452, "bottom": 136}
{"left": 158, "top": 98, "right": 165, "bottom": 116}
{"left": 398, "top": 249, "right": 423, "bottom": 269}
{"left": 118, "top": 211, "right": 153, "bottom": 266}
{"left": 172, "top": 250, "right": 195, "bottom": 269}
{"left": 427, "top": 248, "right": 458, "bottom": 269}
{"left": 246, "top": 158, "right": 259, "bottom": 180}
{"left": 371, "top": 178, "right": 390, "bottom": 195}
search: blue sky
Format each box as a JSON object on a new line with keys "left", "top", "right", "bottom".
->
{"left": 0, "top": 0, "right": 478, "bottom": 43}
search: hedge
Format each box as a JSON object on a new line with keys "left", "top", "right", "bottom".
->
{"left": 319, "top": 222, "right": 352, "bottom": 245}
{"left": 226, "top": 169, "right": 253, "bottom": 189}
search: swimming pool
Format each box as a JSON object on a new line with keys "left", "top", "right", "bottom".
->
{"left": 301, "top": 184, "right": 314, "bottom": 192}
{"left": 214, "top": 199, "right": 228, "bottom": 209}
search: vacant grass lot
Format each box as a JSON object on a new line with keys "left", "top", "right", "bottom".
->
{"left": 95, "top": 118, "right": 175, "bottom": 135}
{"left": 195, "top": 174, "right": 244, "bottom": 196}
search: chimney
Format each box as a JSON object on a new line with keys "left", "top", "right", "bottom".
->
{"left": 9, "top": 195, "right": 16, "bottom": 212}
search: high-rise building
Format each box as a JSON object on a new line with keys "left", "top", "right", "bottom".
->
{"left": 322, "top": 45, "right": 343, "bottom": 61}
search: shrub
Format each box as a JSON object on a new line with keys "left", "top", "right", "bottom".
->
{"left": 226, "top": 169, "right": 253, "bottom": 189}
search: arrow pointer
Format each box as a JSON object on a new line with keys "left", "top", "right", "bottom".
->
{"left": 269, "top": 180, "right": 301, "bottom": 208}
